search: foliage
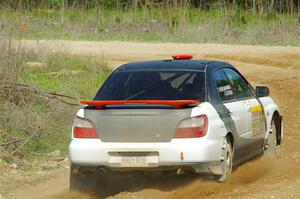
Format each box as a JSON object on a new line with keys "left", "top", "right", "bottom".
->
{"left": 0, "top": 0, "right": 299, "bottom": 14}
{"left": 0, "top": 5, "right": 298, "bottom": 45}
{"left": 0, "top": 40, "right": 111, "bottom": 161}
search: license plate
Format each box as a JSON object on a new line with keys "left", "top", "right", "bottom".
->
{"left": 121, "top": 156, "right": 147, "bottom": 167}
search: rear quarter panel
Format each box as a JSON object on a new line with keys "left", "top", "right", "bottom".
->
{"left": 191, "top": 102, "right": 229, "bottom": 139}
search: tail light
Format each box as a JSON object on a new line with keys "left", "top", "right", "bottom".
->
{"left": 174, "top": 115, "right": 208, "bottom": 138}
{"left": 72, "top": 116, "right": 97, "bottom": 138}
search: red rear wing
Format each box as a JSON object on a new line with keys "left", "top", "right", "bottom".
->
{"left": 80, "top": 100, "right": 200, "bottom": 109}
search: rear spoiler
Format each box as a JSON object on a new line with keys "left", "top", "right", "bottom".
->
{"left": 80, "top": 100, "right": 200, "bottom": 109}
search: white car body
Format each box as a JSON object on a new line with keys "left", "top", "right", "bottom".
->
{"left": 68, "top": 57, "right": 283, "bottom": 189}
{"left": 70, "top": 98, "right": 282, "bottom": 176}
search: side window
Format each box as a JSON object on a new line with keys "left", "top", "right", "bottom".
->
{"left": 223, "top": 68, "right": 254, "bottom": 99}
{"left": 214, "top": 69, "right": 236, "bottom": 102}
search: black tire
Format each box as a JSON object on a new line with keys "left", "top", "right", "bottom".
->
{"left": 216, "top": 137, "right": 233, "bottom": 182}
{"left": 69, "top": 165, "right": 98, "bottom": 192}
{"left": 264, "top": 115, "right": 280, "bottom": 157}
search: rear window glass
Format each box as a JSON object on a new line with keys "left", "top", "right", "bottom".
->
{"left": 95, "top": 70, "right": 205, "bottom": 101}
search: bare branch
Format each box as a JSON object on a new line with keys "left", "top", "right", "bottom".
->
{"left": 0, "top": 137, "right": 28, "bottom": 146}
{"left": 0, "top": 82, "right": 78, "bottom": 100}
{"left": 10, "top": 130, "right": 40, "bottom": 156}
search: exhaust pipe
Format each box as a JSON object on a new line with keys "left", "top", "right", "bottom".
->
{"left": 97, "top": 167, "right": 106, "bottom": 173}
{"left": 176, "top": 168, "right": 185, "bottom": 175}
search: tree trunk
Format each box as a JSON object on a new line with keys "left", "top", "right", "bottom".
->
{"left": 95, "top": 0, "right": 100, "bottom": 33}
{"left": 252, "top": 0, "right": 256, "bottom": 14}
{"left": 290, "top": 0, "right": 294, "bottom": 14}
{"left": 245, "top": 0, "right": 248, "bottom": 10}
{"left": 14, "top": 0, "right": 22, "bottom": 11}
{"left": 40, "top": 0, "right": 45, "bottom": 9}
{"left": 269, "top": 0, "right": 275, "bottom": 12}
{"left": 60, "top": 0, "right": 65, "bottom": 25}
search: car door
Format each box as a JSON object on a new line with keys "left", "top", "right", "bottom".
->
{"left": 214, "top": 69, "right": 248, "bottom": 136}
{"left": 223, "top": 68, "right": 265, "bottom": 154}
{"left": 213, "top": 68, "right": 251, "bottom": 159}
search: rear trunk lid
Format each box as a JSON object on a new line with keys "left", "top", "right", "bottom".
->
{"left": 83, "top": 107, "right": 192, "bottom": 142}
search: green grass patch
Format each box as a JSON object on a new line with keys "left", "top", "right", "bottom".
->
{"left": 23, "top": 54, "right": 110, "bottom": 99}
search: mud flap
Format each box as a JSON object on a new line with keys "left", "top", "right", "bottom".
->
{"left": 208, "top": 165, "right": 222, "bottom": 175}
{"left": 69, "top": 165, "right": 98, "bottom": 192}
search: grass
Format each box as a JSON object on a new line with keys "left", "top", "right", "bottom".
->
{"left": 0, "top": 42, "right": 111, "bottom": 161}
{"left": 0, "top": 7, "right": 299, "bottom": 45}
{"left": 24, "top": 53, "right": 109, "bottom": 98}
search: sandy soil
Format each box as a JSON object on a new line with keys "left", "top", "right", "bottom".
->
{"left": 6, "top": 41, "right": 300, "bottom": 199}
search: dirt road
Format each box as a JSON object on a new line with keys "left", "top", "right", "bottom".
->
{"left": 8, "top": 41, "right": 300, "bottom": 199}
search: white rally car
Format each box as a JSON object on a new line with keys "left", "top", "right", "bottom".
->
{"left": 69, "top": 55, "right": 283, "bottom": 191}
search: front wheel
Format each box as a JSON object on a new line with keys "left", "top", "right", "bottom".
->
{"left": 215, "top": 137, "right": 233, "bottom": 182}
{"left": 264, "top": 116, "right": 280, "bottom": 157}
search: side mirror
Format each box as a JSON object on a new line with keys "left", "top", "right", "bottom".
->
{"left": 256, "top": 86, "right": 269, "bottom": 97}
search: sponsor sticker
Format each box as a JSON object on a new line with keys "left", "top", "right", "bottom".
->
{"left": 218, "top": 85, "right": 233, "bottom": 96}
{"left": 217, "top": 85, "right": 232, "bottom": 92}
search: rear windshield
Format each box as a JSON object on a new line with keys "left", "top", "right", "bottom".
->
{"left": 95, "top": 70, "right": 205, "bottom": 101}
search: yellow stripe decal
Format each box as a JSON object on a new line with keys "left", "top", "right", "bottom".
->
{"left": 251, "top": 106, "right": 263, "bottom": 113}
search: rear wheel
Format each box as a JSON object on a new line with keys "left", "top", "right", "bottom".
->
{"left": 216, "top": 137, "right": 233, "bottom": 182}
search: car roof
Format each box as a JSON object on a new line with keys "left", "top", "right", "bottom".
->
{"left": 116, "top": 60, "right": 231, "bottom": 72}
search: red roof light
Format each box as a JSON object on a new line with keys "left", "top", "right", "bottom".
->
{"left": 172, "top": 54, "right": 193, "bottom": 60}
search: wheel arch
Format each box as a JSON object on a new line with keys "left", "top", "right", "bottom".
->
{"left": 226, "top": 132, "right": 234, "bottom": 149}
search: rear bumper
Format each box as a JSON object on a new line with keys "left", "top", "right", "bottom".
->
{"left": 69, "top": 137, "right": 224, "bottom": 174}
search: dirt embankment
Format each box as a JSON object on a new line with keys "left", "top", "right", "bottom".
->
{"left": 4, "top": 41, "right": 300, "bottom": 199}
